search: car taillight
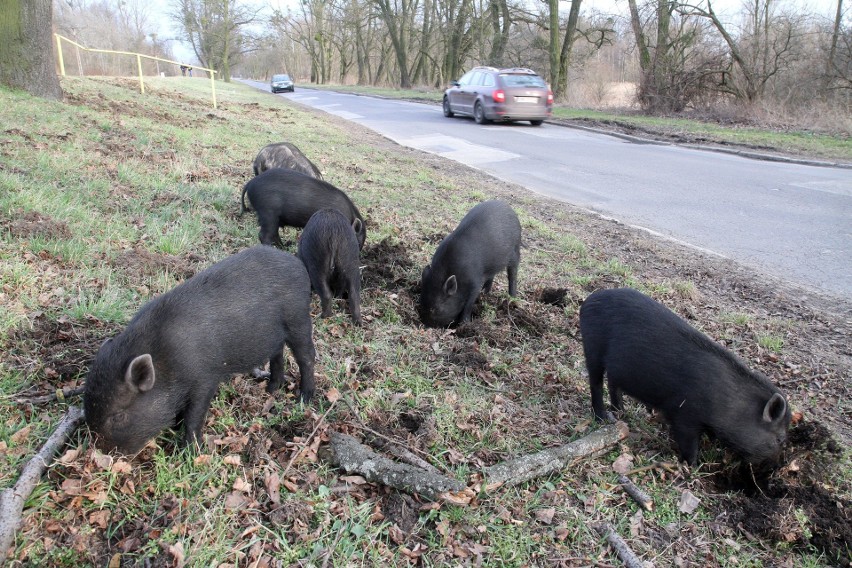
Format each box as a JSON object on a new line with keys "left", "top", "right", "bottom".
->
{"left": 493, "top": 90, "right": 505, "bottom": 103}
{"left": 547, "top": 91, "right": 554, "bottom": 104}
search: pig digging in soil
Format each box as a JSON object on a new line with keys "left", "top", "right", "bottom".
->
{"left": 241, "top": 168, "right": 367, "bottom": 249}
{"left": 420, "top": 200, "right": 521, "bottom": 327}
{"left": 84, "top": 246, "right": 316, "bottom": 454}
{"left": 298, "top": 209, "right": 363, "bottom": 325}
{"left": 579, "top": 287, "right": 791, "bottom": 466}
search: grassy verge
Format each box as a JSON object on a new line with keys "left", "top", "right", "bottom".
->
{"left": 304, "top": 82, "right": 852, "bottom": 162}
{"left": 0, "top": 76, "right": 849, "bottom": 566}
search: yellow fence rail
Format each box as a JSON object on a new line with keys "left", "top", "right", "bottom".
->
{"left": 54, "top": 34, "right": 218, "bottom": 109}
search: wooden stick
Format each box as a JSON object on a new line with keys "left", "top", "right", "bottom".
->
{"left": 0, "top": 406, "right": 85, "bottom": 564}
{"left": 326, "top": 431, "right": 465, "bottom": 501}
{"left": 14, "top": 385, "right": 85, "bottom": 405}
{"left": 481, "top": 422, "right": 629, "bottom": 490}
{"left": 617, "top": 475, "right": 654, "bottom": 511}
{"left": 279, "top": 400, "right": 336, "bottom": 477}
{"left": 593, "top": 522, "right": 645, "bottom": 568}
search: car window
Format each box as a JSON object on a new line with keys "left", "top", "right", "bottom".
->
{"left": 469, "top": 71, "right": 484, "bottom": 86}
{"left": 457, "top": 71, "right": 475, "bottom": 85}
{"left": 481, "top": 73, "right": 495, "bottom": 87}
{"left": 500, "top": 74, "right": 547, "bottom": 88}
{"left": 273, "top": 75, "right": 287, "bottom": 81}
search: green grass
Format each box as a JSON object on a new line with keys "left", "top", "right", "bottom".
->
{"left": 0, "top": 77, "right": 846, "bottom": 567}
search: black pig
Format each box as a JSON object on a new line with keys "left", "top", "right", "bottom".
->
{"left": 252, "top": 142, "right": 323, "bottom": 178}
{"left": 579, "top": 287, "right": 791, "bottom": 465}
{"left": 420, "top": 200, "right": 521, "bottom": 327}
{"left": 298, "top": 208, "right": 363, "bottom": 325}
{"left": 84, "top": 246, "right": 316, "bottom": 454}
{"left": 242, "top": 143, "right": 324, "bottom": 214}
{"left": 242, "top": 168, "right": 367, "bottom": 250}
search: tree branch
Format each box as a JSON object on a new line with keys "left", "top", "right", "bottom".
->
{"left": 0, "top": 406, "right": 85, "bottom": 564}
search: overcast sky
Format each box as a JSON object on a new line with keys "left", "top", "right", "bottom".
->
{"left": 148, "top": 0, "right": 843, "bottom": 64}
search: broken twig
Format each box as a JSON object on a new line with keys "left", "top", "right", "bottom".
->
{"left": 594, "top": 522, "right": 645, "bottom": 568}
{"left": 0, "top": 406, "right": 85, "bottom": 564}
{"left": 14, "top": 385, "right": 85, "bottom": 405}
{"left": 481, "top": 422, "right": 629, "bottom": 490}
{"left": 327, "top": 431, "right": 465, "bottom": 501}
{"left": 618, "top": 475, "right": 654, "bottom": 511}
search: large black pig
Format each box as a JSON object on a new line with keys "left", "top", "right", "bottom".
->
{"left": 84, "top": 246, "right": 316, "bottom": 454}
{"left": 242, "top": 168, "right": 367, "bottom": 250}
{"left": 420, "top": 200, "right": 521, "bottom": 327}
{"left": 579, "top": 287, "right": 791, "bottom": 465}
{"left": 298, "top": 208, "right": 363, "bottom": 325}
{"left": 252, "top": 142, "right": 323, "bottom": 178}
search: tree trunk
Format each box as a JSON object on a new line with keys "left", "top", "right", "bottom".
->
{"left": 554, "top": 0, "right": 582, "bottom": 99}
{"left": 0, "top": 0, "right": 63, "bottom": 99}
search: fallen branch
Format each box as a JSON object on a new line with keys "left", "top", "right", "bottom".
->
{"left": 481, "top": 422, "right": 629, "bottom": 490}
{"left": 0, "top": 406, "right": 85, "bottom": 564}
{"left": 617, "top": 475, "right": 654, "bottom": 511}
{"left": 326, "top": 431, "right": 465, "bottom": 501}
{"left": 14, "top": 386, "right": 85, "bottom": 405}
{"left": 593, "top": 522, "right": 645, "bottom": 568}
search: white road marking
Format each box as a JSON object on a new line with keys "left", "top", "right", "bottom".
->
{"left": 391, "top": 133, "right": 520, "bottom": 166}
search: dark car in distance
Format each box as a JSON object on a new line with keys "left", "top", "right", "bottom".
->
{"left": 271, "top": 74, "right": 295, "bottom": 93}
{"left": 443, "top": 67, "right": 553, "bottom": 126}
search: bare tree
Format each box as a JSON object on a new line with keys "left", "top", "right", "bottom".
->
{"left": 0, "top": 0, "right": 62, "bottom": 99}
{"left": 174, "top": 0, "right": 261, "bottom": 81}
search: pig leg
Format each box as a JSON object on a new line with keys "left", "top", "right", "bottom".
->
{"left": 457, "top": 282, "right": 482, "bottom": 324}
{"left": 347, "top": 277, "right": 362, "bottom": 326}
{"left": 482, "top": 277, "right": 494, "bottom": 294}
{"left": 588, "top": 361, "right": 609, "bottom": 422}
{"left": 266, "top": 349, "right": 286, "bottom": 393}
{"left": 286, "top": 332, "right": 316, "bottom": 403}
{"left": 671, "top": 419, "right": 701, "bottom": 465}
{"left": 607, "top": 378, "right": 624, "bottom": 411}
{"left": 507, "top": 262, "right": 518, "bottom": 296}
{"left": 256, "top": 211, "right": 283, "bottom": 248}
{"left": 317, "top": 278, "right": 335, "bottom": 318}
{"left": 180, "top": 384, "right": 220, "bottom": 449}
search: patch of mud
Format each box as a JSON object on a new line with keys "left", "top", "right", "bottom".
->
{"left": 444, "top": 344, "right": 488, "bottom": 370}
{"left": 112, "top": 247, "right": 200, "bottom": 281}
{"left": 360, "top": 237, "right": 415, "bottom": 290}
{"left": 533, "top": 287, "right": 572, "bottom": 307}
{"left": 710, "top": 419, "right": 851, "bottom": 563}
{"left": 6, "top": 314, "right": 118, "bottom": 388}
{"left": 382, "top": 491, "right": 420, "bottom": 533}
{"left": 2, "top": 209, "right": 72, "bottom": 240}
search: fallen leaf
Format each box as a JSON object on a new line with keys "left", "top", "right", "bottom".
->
{"left": 326, "top": 387, "right": 341, "bottom": 403}
{"left": 678, "top": 490, "right": 701, "bottom": 514}
{"left": 92, "top": 451, "right": 113, "bottom": 471}
{"left": 57, "top": 448, "right": 81, "bottom": 464}
{"left": 194, "top": 454, "right": 212, "bottom": 466}
{"left": 111, "top": 460, "right": 132, "bottom": 474}
{"left": 223, "top": 455, "right": 241, "bottom": 466}
{"left": 233, "top": 476, "right": 252, "bottom": 493}
{"left": 340, "top": 475, "right": 368, "bottom": 485}
{"left": 264, "top": 471, "right": 281, "bottom": 504}
{"left": 11, "top": 425, "right": 33, "bottom": 444}
{"left": 89, "top": 509, "right": 110, "bottom": 529}
{"left": 224, "top": 491, "right": 249, "bottom": 510}
{"left": 612, "top": 453, "right": 635, "bottom": 474}
{"left": 162, "top": 541, "right": 185, "bottom": 567}
{"left": 534, "top": 508, "right": 556, "bottom": 524}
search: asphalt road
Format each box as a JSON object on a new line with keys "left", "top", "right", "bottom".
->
{"left": 245, "top": 81, "right": 852, "bottom": 299}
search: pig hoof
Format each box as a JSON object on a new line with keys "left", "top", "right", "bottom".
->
{"left": 250, "top": 367, "right": 271, "bottom": 380}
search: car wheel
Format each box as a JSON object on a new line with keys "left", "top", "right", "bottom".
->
{"left": 474, "top": 101, "right": 488, "bottom": 124}
{"left": 443, "top": 97, "right": 454, "bottom": 117}
{"left": 530, "top": 120, "right": 543, "bottom": 126}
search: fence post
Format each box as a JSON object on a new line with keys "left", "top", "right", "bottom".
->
{"left": 137, "top": 55, "right": 145, "bottom": 93}
{"left": 210, "top": 73, "right": 217, "bottom": 109}
{"left": 56, "top": 35, "right": 65, "bottom": 76}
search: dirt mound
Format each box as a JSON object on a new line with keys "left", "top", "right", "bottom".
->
{"left": 112, "top": 247, "right": 200, "bottom": 281}
{"left": 3, "top": 210, "right": 71, "bottom": 240}
{"left": 710, "top": 419, "right": 851, "bottom": 563}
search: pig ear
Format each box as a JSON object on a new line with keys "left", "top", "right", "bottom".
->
{"left": 352, "top": 218, "right": 363, "bottom": 236}
{"left": 125, "top": 354, "right": 156, "bottom": 393}
{"left": 762, "top": 393, "right": 787, "bottom": 423}
{"left": 443, "top": 275, "right": 458, "bottom": 296}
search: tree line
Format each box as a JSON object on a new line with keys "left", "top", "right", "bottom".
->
{"left": 2, "top": 0, "right": 849, "bottom": 115}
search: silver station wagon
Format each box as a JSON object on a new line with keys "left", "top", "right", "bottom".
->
{"left": 443, "top": 67, "right": 553, "bottom": 126}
